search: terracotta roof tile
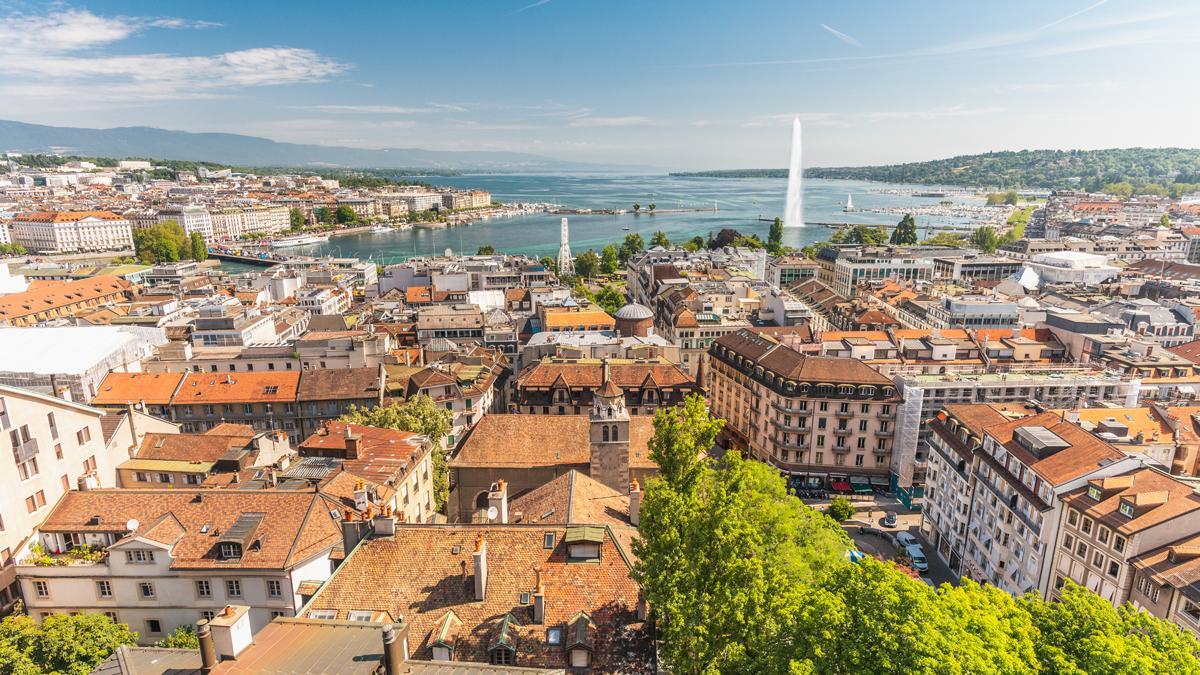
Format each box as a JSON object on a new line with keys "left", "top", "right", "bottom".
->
{"left": 453, "top": 415, "right": 657, "bottom": 470}
{"left": 92, "top": 372, "right": 186, "bottom": 406}
{"left": 176, "top": 371, "right": 300, "bottom": 404}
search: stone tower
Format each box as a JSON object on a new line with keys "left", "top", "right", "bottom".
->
{"left": 589, "top": 360, "right": 630, "bottom": 492}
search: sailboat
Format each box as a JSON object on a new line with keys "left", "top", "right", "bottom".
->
{"left": 843, "top": 194, "right": 855, "bottom": 212}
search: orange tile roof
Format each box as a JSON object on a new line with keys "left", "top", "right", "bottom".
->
{"left": 518, "top": 360, "right": 696, "bottom": 390}
{"left": 14, "top": 210, "right": 125, "bottom": 223}
{"left": 305, "top": 525, "right": 653, "bottom": 671}
{"left": 1063, "top": 467, "right": 1200, "bottom": 535}
{"left": 509, "top": 470, "right": 632, "bottom": 528}
{"left": 38, "top": 489, "right": 340, "bottom": 570}
{"left": 91, "top": 372, "right": 186, "bottom": 406}
{"left": 175, "top": 371, "right": 300, "bottom": 404}
{"left": 986, "top": 411, "right": 1126, "bottom": 486}
{"left": 542, "top": 306, "right": 615, "bottom": 329}
{"left": 0, "top": 275, "right": 133, "bottom": 322}
{"left": 453, "top": 415, "right": 657, "bottom": 470}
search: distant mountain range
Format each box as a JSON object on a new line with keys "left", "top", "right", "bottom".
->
{"left": 672, "top": 148, "right": 1200, "bottom": 190}
{"left": 0, "top": 120, "right": 623, "bottom": 173}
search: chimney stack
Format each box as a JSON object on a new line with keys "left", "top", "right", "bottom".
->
{"left": 382, "top": 623, "right": 408, "bottom": 675}
{"left": 344, "top": 425, "right": 361, "bottom": 460}
{"left": 629, "top": 478, "right": 642, "bottom": 527}
{"left": 197, "top": 620, "right": 218, "bottom": 672}
{"left": 473, "top": 533, "right": 488, "bottom": 601}
{"left": 126, "top": 402, "right": 139, "bottom": 450}
{"left": 208, "top": 605, "right": 252, "bottom": 661}
{"left": 532, "top": 567, "right": 546, "bottom": 624}
{"left": 373, "top": 505, "right": 396, "bottom": 537}
{"left": 340, "top": 510, "right": 369, "bottom": 557}
{"left": 488, "top": 480, "right": 508, "bottom": 524}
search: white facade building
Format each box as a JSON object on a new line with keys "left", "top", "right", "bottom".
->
{"left": 9, "top": 211, "right": 133, "bottom": 253}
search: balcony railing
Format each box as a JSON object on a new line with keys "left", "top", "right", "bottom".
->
{"left": 13, "top": 438, "right": 39, "bottom": 463}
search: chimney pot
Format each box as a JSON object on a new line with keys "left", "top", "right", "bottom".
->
{"left": 197, "top": 620, "right": 218, "bottom": 671}
{"left": 473, "top": 535, "right": 488, "bottom": 601}
{"left": 533, "top": 567, "right": 546, "bottom": 624}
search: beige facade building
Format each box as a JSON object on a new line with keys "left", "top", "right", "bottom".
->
{"left": 9, "top": 211, "right": 133, "bottom": 253}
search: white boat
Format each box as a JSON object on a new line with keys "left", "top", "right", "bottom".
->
{"left": 369, "top": 225, "right": 392, "bottom": 234}
{"left": 270, "top": 234, "right": 329, "bottom": 248}
{"left": 843, "top": 194, "right": 855, "bottom": 212}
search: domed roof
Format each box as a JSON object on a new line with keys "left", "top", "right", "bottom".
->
{"left": 614, "top": 302, "right": 653, "bottom": 321}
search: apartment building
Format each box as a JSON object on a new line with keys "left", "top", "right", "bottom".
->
{"left": 816, "top": 246, "right": 936, "bottom": 298}
{"left": 922, "top": 405, "right": 1144, "bottom": 597}
{"left": 156, "top": 206, "right": 214, "bottom": 239}
{"left": 116, "top": 425, "right": 291, "bottom": 488}
{"left": 707, "top": 330, "right": 902, "bottom": 487}
{"left": 514, "top": 357, "right": 698, "bottom": 416}
{"left": 1051, "top": 467, "right": 1200, "bottom": 611}
{"left": 389, "top": 348, "right": 505, "bottom": 447}
{"left": 0, "top": 275, "right": 134, "bottom": 327}
{"left": 297, "top": 287, "right": 351, "bottom": 316}
{"left": 9, "top": 211, "right": 133, "bottom": 253}
{"left": 15, "top": 489, "right": 345, "bottom": 643}
{"left": 191, "top": 304, "right": 279, "bottom": 348}
{"left": 0, "top": 386, "right": 166, "bottom": 611}
{"left": 415, "top": 304, "right": 485, "bottom": 346}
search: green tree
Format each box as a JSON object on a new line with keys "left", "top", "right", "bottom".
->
{"left": 314, "top": 207, "right": 332, "bottom": 224}
{"left": 618, "top": 233, "right": 645, "bottom": 264}
{"left": 539, "top": 255, "right": 557, "bottom": 275}
{"left": 1102, "top": 182, "right": 1134, "bottom": 199}
{"left": 593, "top": 284, "right": 626, "bottom": 315}
{"left": 1022, "top": 580, "right": 1200, "bottom": 674}
{"left": 334, "top": 204, "right": 358, "bottom": 224}
{"left": 769, "top": 216, "right": 784, "bottom": 253}
{"left": 189, "top": 231, "right": 208, "bottom": 262}
{"left": 476, "top": 245, "right": 496, "bottom": 255}
{"left": 0, "top": 613, "right": 137, "bottom": 675}
{"left": 1004, "top": 190, "right": 1020, "bottom": 205}
{"left": 154, "top": 625, "right": 199, "bottom": 649}
{"left": 341, "top": 395, "right": 453, "bottom": 511}
{"left": 971, "top": 226, "right": 999, "bottom": 253}
{"left": 634, "top": 395, "right": 850, "bottom": 673}
{"left": 649, "top": 202, "right": 656, "bottom": 212}
{"left": 288, "top": 207, "right": 306, "bottom": 231}
{"left": 632, "top": 203, "right": 641, "bottom": 213}
{"left": 132, "top": 220, "right": 189, "bottom": 264}
{"left": 826, "top": 496, "right": 855, "bottom": 521}
{"left": 650, "top": 231, "right": 670, "bottom": 248}
{"left": 843, "top": 225, "right": 888, "bottom": 246}
{"left": 889, "top": 214, "right": 918, "bottom": 245}
{"left": 922, "top": 231, "right": 967, "bottom": 247}
{"left": 575, "top": 249, "right": 601, "bottom": 278}
{"left": 683, "top": 235, "right": 705, "bottom": 252}
{"left": 1160, "top": 213, "right": 1171, "bottom": 228}
{"left": 600, "top": 244, "right": 619, "bottom": 274}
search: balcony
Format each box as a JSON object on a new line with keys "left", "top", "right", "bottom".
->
{"left": 833, "top": 427, "right": 853, "bottom": 437}
{"left": 879, "top": 411, "right": 895, "bottom": 421}
{"left": 771, "top": 401, "right": 808, "bottom": 415}
{"left": 831, "top": 445, "right": 852, "bottom": 454}
{"left": 770, "top": 418, "right": 808, "bottom": 433}
{"left": 835, "top": 409, "right": 854, "bottom": 419}
{"left": 13, "top": 437, "right": 39, "bottom": 463}
{"left": 876, "top": 428, "right": 894, "bottom": 438}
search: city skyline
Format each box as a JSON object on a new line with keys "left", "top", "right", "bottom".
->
{"left": 0, "top": 1, "right": 1198, "bottom": 169}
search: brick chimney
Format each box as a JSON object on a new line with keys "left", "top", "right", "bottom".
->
{"left": 532, "top": 567, "right": 546, "bottom": 624}
{"left": 488, "top": 480, "right": 508, "bottom": 524}
{"left": 340, "top": 509, "right": 370, "bottom": 558}
{"left": 473, "top": 533, "right": 488, "bottom": 601}
{"left": 344, "top": 425, "right": 360, "bottom": 460}
{"left": 208, "top": 605, "right": 252, "bottom": 661}
{"left": 629, "top": 478, "right": 642, "bottom": 527}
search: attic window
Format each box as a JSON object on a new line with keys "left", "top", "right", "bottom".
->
{"left": 1088, "top": 486, "right": 1102, "bottom": 501}
{"left": 219, "top": 543, "right": 243, "bottom": 559}
{"left": 263, "top": 386, "right": 279, "bottom": 395}
{"left": 308, "top": 609, "right": 336, "bottom": 620}
{"left": 546, "top": 627, "right": 563, "bottom": 645}
{"left": 543, "top": 532, "right": 555, "bottom": 549}
{"left": 1119, "top": 502, "right": 1135, "bottom": 518}
{"left": 347, "top": 610, "right": 379, "bottom": 622}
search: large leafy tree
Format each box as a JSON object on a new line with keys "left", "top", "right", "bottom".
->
{"left": 154, "top": 625, "right": 199, "bottom": 649}
{"left": 634, "top": 396, "right": 849, "bottom": 673}
{"left": 618, "top": 233, "right": 645, "bottom": 264}
{"left": 971, "top": 226, "right": 999, "bottom": 253}
{"left": 341, "top": 395, "right": 453, "bottom": 510}
{"left": 889, "top": 214, "right": 919, "bottom": 245}
{"left": 650, "top": 230, "right": 671, "bottom": 248}
{"left": 289, "top": 207, "right": 306, "bottom": 230}
{"left": 1021, "top": 580, "right": 1200, "bottom": 674}
{"left": 574, "top": 249, "right": 601, "bottom": 279}
{"left": 334, "top": 204, "right": 359, "bottom": 224}
{"left": 0, "top": 613, "right": 137, "bottom": 675}
{"left": 600, "top": 244, "right": 619, "bottom": 275}
{"left": 768, "top": 216, "right": 784, "bottom": 254}
{"left": 189, "top": 231, "right": 208, "bottom": 262}
{"left": 132, "top": 220, "right": 189, "bottom": 264}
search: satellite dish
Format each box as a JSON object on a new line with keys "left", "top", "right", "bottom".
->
{"left": 486, "top": 506, "right": 499, "bottom": 522}
{"left": 126, "top": 518, "right": 140, "bottom": 532}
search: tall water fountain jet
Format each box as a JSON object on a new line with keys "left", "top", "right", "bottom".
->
{"left": 783, "top": 116, "right": 804, "bottom": 228}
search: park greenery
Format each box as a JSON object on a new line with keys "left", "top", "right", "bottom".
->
{"left": 890, "top": 213, "right": 919, "bottom": 245}
{"left": 0, "top": 613, "right": 137, "bottom": 675}
{"left": 340, "top": 395, "right": 453, "bottom": 510}
{"left": 634, "top": 395, "right": 1200, "bottom": 674}
{"left": 0, "top": 243, "right": 28, "bottom": 256}
{"left": 131, "top": 220, "right": 208, "bottom": 265}
{"left": 826, "top": 496, "right": 855, "bottom": 521}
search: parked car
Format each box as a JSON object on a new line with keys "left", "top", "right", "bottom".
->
{"left": 894, "top": 531, "right": 920, "bottom": 549}
{"left": 906, "top": 545, "right": 929, "bottom": 572}
{"left": 882, "top": 511, "right": 898, "bottom": 528}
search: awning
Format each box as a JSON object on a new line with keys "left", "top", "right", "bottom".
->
{"left": 1178, "top": 385, "right": 1197, "bottom": 395}
{"left": 849, "top": 476, "right": 871, "bottom": 486}
{"left": 831, "top": 481, "right": 852, "bottom": 492}
{"left": 853, "top": 484, "right": 873, "bottom": 494}
{"left": 870, "top": 477, "right": 890, "bottom": 487}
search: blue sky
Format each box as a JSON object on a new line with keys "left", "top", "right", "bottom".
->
{"left": 0, "top": 0, "right": 1197, "bottom": 169}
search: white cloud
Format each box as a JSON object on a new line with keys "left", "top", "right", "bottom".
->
{"left": 295, "top": 104, "right": 467, "bottom": 114}
{"left": 568, "top": 116, "right": 656, "bottom": 128}
{"left": 820, "top": 24, "right": 863, "bottom": 48}
{"left": 0, "top": 8, "right": 346, "bottom": 107}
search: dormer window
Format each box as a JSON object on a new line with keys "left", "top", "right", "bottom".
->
{"left": 490, "top": 647, "right": 515, "bottom": 665}
{"left": 1118, "top": 502, "right": 1135, "bottom": 518}
{"left": 219, "top": 542, "right": 242, "bottom": 559}
{"left": 1088, "top": 486, "right": 1102, "bottom": 501}
{"left": 546, "top": 628, "right": 563, "bottom": 645}
{"left": 564, "top": 526, "right": 603, "bottom": 562}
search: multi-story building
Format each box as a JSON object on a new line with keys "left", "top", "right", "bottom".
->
{"left": 191, "top": 304, "right": 279, "bottom": 348}
{"left": 15, "top": 488, "right": 345, "bottom": 642}
{"left": 931, "top": 254, "right": 1023, "bottom": 282}
{"left": 0, "top": 275, "right": 135, "bottom": 327}
{"left": 922, "top": 405, "right": 1145, "bottom": 596}
{"left": 0, "top": 385, "right": 166, "bottom": 611}
{"left": 1052, "top": 467, "right": 1200, "bottom": 611}
{"left": 9, "top": 211, "right": 133, "bottom": 253}
{"left": 816, "top": 246, "right": 936, "bottom": 298}
{"left": 415, "top": 304, "right": 485, "bottom": 346}
{"left": 297, "top": 287, "right": 351, "bottom": 316}
{"left": 156, "top": 206, "right": 213, "bottom": 240}
{"left": 926, "top": 296, "right": 1020, "bottom": 329}
{"left": 514, "top": 357, "right": 698, "bottom": 416}
{"left": 767, "top": 254, "right": 821, "bottom": 287}
{"left": 707, "top": 329, "right": 902, "bottom": 488}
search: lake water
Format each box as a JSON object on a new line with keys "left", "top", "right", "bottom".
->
{"left": 267, "top": 175, "right": 982, "bottom": 264}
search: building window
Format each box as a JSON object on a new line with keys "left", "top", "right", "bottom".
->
{"left": 146, "top": 620, "right": 162, "bottom": 635}
{"left": 126, "top": 550, "right": 155, "bottom": 564}
{"left": 33, "top": 581, "right": 49, "bottom": 598}
{"left": 96, "top": 581, "right": 112, "bottom": 598}
{"left": 1114, "top": 536, "right": 1126, "bottom": 553}
{"left": 220, "top": 543, "right": 242, "bottom": 560}
{"left": 1107, "top": 560, "right": 1120, "bottom": 578}
{"left": 138, "top": 582, "right": 156, "bottom": 599}
{"left": 308, "top": 609, "right": 336, "bottom": 620}
{"left": 76, "top": 427, "right": 91, "bottom": 444}
{"left": 201, "top": 610, "right": 216, "bottom": 622}
{"left": 196, "top": 580, "right": 212, "bottom": 598}
{"left": 1080, "top": 517, "right": 1093, "bottom": 535}
{"left": 546, "top": 627, "right": 563, "bottom": 645}
{"left": 1097, "top": 527, "right": 1110, "bottom": 545}
{"left": 1067, "top": 509, "right": 1078, "bottom": 526}
{"left": 1062, "top": 533, "right": 1075, "bottom": 551}
{"left": 267, "top": 579, "right": 283, "bottom": 598}
{"left": 489, "top": 647, "right": 515, "bottom": 666}
{"left": 543, "top": 532, "right": 555, "bottom": 549}
{"left": 226, "top": 580, "right": 242, "bottom": 598}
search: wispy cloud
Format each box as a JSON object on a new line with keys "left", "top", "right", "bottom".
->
{"left": 741, "top": 106, "right": 1004, "bottom": 129}
{"left": 1035, "top": 0, "right": 1108, "bottom": 33}
{"left": 293, "top": 104, "right": 466, "bottom": 114}
{"left": 0, "top": 8, "right": 346, "bottom": 108}
{"left": 514, "top": 0, "right": 554, "bottom": 13}
{"left": 820, "top": 23, "right": 862, "bottom": 48}
{"left": 568, "top": 115, "right": 656, "bottom": 128}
